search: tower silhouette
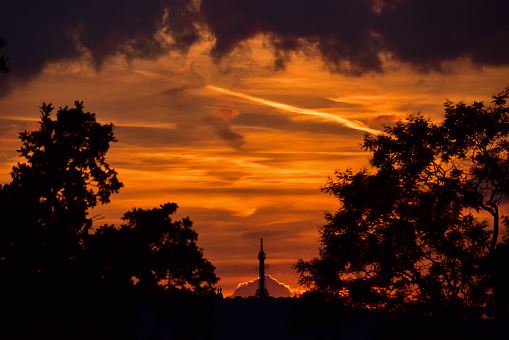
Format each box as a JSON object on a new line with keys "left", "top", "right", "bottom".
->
{"left": 255, "top": 238, "right": 269, "bottom": 298}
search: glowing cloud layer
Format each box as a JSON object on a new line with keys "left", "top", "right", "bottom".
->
{"left": 229, "top": 274, "right": 302, "bottom": 298}
{"left": 207, "top": 86, "right": 384, "bottom": 135}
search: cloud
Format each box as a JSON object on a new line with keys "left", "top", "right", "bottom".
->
{"left": 0, "top": 0, "right": 199, "bottom": 95}
{"left": 229, "top": 275, "right": 296, "bottom": 298}
{"left": 2, "top": 0, "right": 508, "bottom": 95}
{"left": 0, "top": 126, "right": 18, "bottom": 149}
{"left": 369, "top": 114, "right": 400, "bottom": 126}
{"left": 0, "top": 118, "right": 40, "bottom": 149}
{"left": 206, "top": 97, "right": 244, "bottom": 148}
{"left": 201, "top": 0, "right": 509, "bottom": 73}
{"left": 210, "top": 99, "right": 240, "bottom": 121}
{"left": 176, "top": 59, "right": 193, "bottom": 75}
{"left": 208, "top": 121, "right": 245, "bottom": 149}
{"left": 207, "top": 86, "right": 384, "bottom": 135}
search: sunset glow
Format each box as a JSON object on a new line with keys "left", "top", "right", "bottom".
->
{"left": 1, "top": 0, "right": 509, "bottom": 297}
{"left": 2, "top": 56, "right": 509, "bottom": 295}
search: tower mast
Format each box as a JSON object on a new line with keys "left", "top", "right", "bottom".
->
{"left": 255, "top": 238, "right": 269, "bottom": 298}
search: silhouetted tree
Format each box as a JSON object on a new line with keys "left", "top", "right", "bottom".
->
{"left": 296, "top": 87, "right": 509, "bottom": 314}
{"left": 88, "top": 203, "right": 218, "bottom": 294}
{"left": 0, "top": 101, "right": 122, "bottom": 284}
{"left": 0, "top": 37, "right": 8, "bottom": 73}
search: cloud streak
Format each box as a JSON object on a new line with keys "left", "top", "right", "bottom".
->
{"left": 207, "top": 86, "right": 384, "bottom": 135}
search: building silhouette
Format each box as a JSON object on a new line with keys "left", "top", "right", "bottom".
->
{"left": 255, "top": 238, "right": 270, "bottom": 298}
{"left": 216, "top": 285, "right": 224, "bottom": 299}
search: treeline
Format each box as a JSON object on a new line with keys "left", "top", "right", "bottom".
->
{"left": 0, "top": 102, "right": 218, "bottom": 296}
{"left": 2, "top": 293, "right": 498, "bottom": 339}
{"left": 297, "top": 87, "right": 509, "bottom": 323}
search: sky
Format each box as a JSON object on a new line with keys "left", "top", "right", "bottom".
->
{"left": 1, "top": 0, "right": 509, "bottom": 296}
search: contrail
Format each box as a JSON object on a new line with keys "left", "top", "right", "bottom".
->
{"left": 206, "top": 85, "right": 384, "bottom": 135}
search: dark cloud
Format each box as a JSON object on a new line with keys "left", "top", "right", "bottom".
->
{"left": 0, "top": 0, "right": 199, "bottom": 95}
{"left": 377, "top": 0, "right": 509, "bottom": 71}
{"left": 205, "top": 98, "right": 245, "bottom": 149}
{"left": 201, "top": 0, "right": 509, "bottom": 73}
{"left": 204, "top": 115, "right": 245, "bottom": 149}
{"left": 214, "top": 124, "right": 245, "bottom": 149}
{"left": 369, "top": 114, "right": 400, "bottom": 126}
{"left": 205, "top": 170, "right": 250, "bottom": 182}
{"left": 2, "top": 0, "right": 508, "bottom": 95}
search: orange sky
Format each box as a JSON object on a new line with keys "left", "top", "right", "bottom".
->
{"left": 1, "top": 36, "right": 509, "bottom": 295}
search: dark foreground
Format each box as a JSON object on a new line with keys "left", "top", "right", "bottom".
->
{"left": 1, "top": 286, "right": 507, "bottom": 340}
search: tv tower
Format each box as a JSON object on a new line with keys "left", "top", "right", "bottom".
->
{"left": 255, "top": 238, "right": 270, "bottom": 298}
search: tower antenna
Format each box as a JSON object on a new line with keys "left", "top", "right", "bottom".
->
{"left": 255, "top": 237, "right": 269, "bottom": 298}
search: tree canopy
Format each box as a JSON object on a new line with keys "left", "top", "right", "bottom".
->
{"left": 0, "top": 101, "right": 218, "bottom": 294}
{"left": 88, "top": 203, "right": 218, "bottom": 294}
{"left": 0, "top": 102, "right": 122, "bottom": 283}
{"left": 8, "top": 102, "right": 122, "bottom": 232}
{"left": 296, "top": 87, "right": 509, "bottom": 315}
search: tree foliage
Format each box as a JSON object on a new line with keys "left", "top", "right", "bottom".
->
{"left": 296, "top": 87, "right": 509, "bottom": 313}
{"left": 0, "top": 102, "right": 122, "bottom": 283}
{"left": 0, "top": 102, "right": 218, "bottom": 295}
{"left": 88, "top": 203, "right": 218, "bottom": 294}
{"left": 4, "top": 101, "right": 122, "bottom": 233}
